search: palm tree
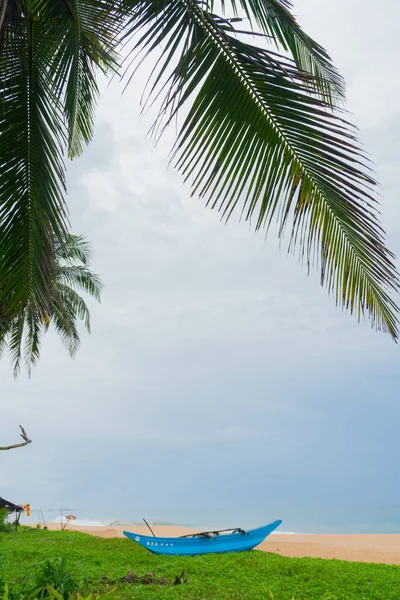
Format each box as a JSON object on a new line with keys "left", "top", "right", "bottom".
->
{"left": 0, "top": 0, "right": 398, "bottom": 341}
{"left": 0, "top": 234, "right": 102, "bottom": 376}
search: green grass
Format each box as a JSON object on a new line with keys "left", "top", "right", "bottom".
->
{"left": 1, "top": 528, "right": 399, "bottom": 599}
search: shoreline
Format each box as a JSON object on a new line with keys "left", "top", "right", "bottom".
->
{"left": 37, "top": 524, "right": 400, "bottom": 565}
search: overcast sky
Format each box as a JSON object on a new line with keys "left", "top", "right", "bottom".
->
{"left": 1, "top": 0, "right": 399, "bottom": 532}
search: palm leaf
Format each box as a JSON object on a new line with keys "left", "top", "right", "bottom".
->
{"left": 59, "top": 0, "right": 120, "bottom": 158}
{"left": 8, "top": 313, "right": 26, "bottom": 377}
{"left": 124, "top": 0, "right": 399, "bottom": 339}
{"left": 55, "top": 234, "right": 103, "bottom": 300}
{"left": 24, "top": 308, "right": 42, "bottom": 376}
{"left": 56, "top": 265, "right": 103, "bottom": 301}
{"left": 0, "top": 317, "right": 11, "bottom": 358}
{"left": 0, "top": 0, "right": 68, "bottom": 319}
{"left": 0, "top": 231, "right": 102, "bottom": 375}
{"left": 0, "top": 0, "right": 24, "bottom": 49}
{"left": 54, "top": 234, "right": 91, "bottom": 265}
{"left": 51, "top": 300, "right": 81, "bottom": 357}
{"left": 217, "top": 0, "right": 345, "bottom": 103}
{"left": 56, "top": 283, "right": 92, "bottom": 331}
{"left": 0, "top": 0, "right": 116, "bottom": 320}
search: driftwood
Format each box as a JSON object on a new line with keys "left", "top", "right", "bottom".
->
{"left": 0, "top": 425, "right": 32, "bottom": 450}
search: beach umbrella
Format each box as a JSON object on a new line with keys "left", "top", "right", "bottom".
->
{"left": 65, "top": 515, "right": 76, "bottom": 521}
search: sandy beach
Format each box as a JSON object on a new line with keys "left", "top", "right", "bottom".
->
{"left": 41, "top": 524, "right": 400, "bottom": 565}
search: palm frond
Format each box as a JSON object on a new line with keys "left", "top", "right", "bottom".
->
{"left": 54, "top": 234, "right": 91, "bottom": 265}
{"left": 54, "top": 234, "right": 103, "bottom": 300}
{"left": 0, "top": 0, "right": 24, "bottom": 49}
{"left": 47, "top": 248, "right": 101, "bottom": 356}
{"left": 0, "top": 0, "right": 68, "bottom": 319}
{"left": 124, "top": 0, "right": 399, "bottom": 339}
{"left": 24, "top": 308, "right": 42, "bottom": 376}
{"left": 56, "top": 265, "right": 103, "bottom": 301}
{"left": 58, "top": 0, "right": 120, "bottom": 158}
{"left": 0, "top": 317, "right": 11, "bottom": 358}
{"left": 57, "top": 283, "right": 92, "bottom": 331}
{"left": 0, "top": 229, "right": 102, "bottom": 375}
{"left": 217, "top": 0, "right": 345, "bottom": 103}
{"left": 51, "top": 300, "right": 81, "bottom": 357}
{"left": 8, "top": 313, "right": 26, "bottom": 377}
{"left": 0, "top": 0, "right": 115, "bottom": 320}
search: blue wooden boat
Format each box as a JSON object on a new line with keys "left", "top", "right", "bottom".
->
{"left": 123, "top": 519, "right": 282, "bottom": 556}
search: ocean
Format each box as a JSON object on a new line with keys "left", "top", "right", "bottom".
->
{"left": 19, "top": 505, "right": 400, "bottom": 534}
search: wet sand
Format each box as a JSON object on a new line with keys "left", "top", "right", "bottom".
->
{"left": 41, "top": 524, "right": 400, "bottom": 565}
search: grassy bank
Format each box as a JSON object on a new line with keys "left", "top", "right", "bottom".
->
{"left": 1, "top": 528, "right": 399, "bottom": 599}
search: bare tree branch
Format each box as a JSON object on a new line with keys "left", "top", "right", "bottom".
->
{"left": 0, "top": 425, "right": 32, "bottom": 450}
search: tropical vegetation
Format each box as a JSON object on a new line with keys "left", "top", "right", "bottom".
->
{"left": 0, "top": 235, "right": 102, "bottom": 376}
{"left": 0, "top": 508, "right": 11, "bottom": 532}
{"left": 0, "top": 0, "right": 398, "bottom": 347}
{"left": 1, "top": 528, "right": 400, "bottom": 599}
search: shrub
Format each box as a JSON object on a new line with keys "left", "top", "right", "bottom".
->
{"left": 0, "top": 509, "right": 12, "bottom": 533}
{"left": 23, "top": 557, "right": 89, "bottom": 600}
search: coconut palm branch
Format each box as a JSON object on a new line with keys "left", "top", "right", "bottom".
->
{"left": 0, "top": 234, "right": 103, "bottom": 376}
{"left": 122, "top": 0, "right": 399, "bottom": 338}
{"left": 0, "top": 0, "right": 398, "bottom": 344}
{"left": 0, "top": 0, "right": 116, "bottom": 325}
{"left": 216, "top": 0, "right": 345, "bottom": 103}
{"left": 0, "top": 0, "right": 67, "bottom": 322}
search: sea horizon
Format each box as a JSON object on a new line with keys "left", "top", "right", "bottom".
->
{"left": 18, "top": 505, "right": 400, "bottom": 535}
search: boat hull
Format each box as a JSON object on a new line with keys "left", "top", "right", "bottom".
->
{"left": 123, "top": 519, "right": 282, "bottom": 556}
